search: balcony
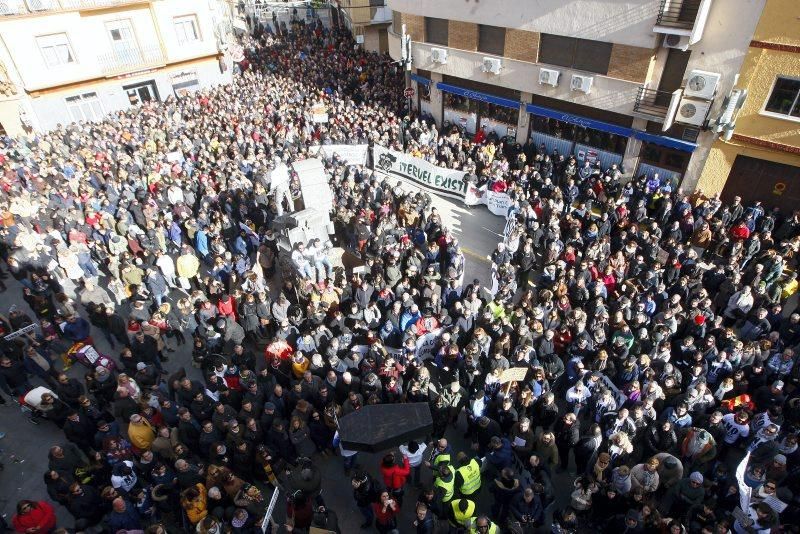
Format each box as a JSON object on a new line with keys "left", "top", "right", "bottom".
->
{"left": 97, "top": 46, "right": 165, "bottom": 77}
{"left": 633, "top": 87, "right": 678, "bottom": 121}
{"left": 653, "top": 0, "right": 713, "bottom": 44}
{"left": 655, "top": 0, "right": 701, "bottom": 29}
{"left": 0, "top": 0, "right": 152, "bottom": 15}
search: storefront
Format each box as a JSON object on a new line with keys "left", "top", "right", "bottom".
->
{"left": 632, "top": 126, "right": 698, "bottom": 188}
{"left": 526, "top": 100, "right": 634, "bottom": 171}
{"left": 410, "top": 72, "right": 433, "bottom": 120}
{"left": 437, "top": 76, "right": 520, "bottom": 138}
{"left": 526, "top": 100, "right": 697, "bottom": 186}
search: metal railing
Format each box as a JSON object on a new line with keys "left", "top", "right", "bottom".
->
{"left": 633, "top": 86, "right": 673, "bottom": 120}
{"left": 58, "top": 0, "right": 148, "bottom": 8}
{"left": 655, "top": 0, "right": 701, "bottom": 29}
{"left": 97, "top": 46, "right": 165, "bottom": 76}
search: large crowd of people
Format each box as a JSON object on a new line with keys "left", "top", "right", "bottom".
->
{"left": 0, "top": 9, "right": 800, "bottom": 534}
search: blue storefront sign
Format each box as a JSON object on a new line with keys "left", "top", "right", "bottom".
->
{"left": 410, "top": 73, "right": 431, "bottom": 86}
{"left": 436, "top": 82, "right": 521, "bottom": 110}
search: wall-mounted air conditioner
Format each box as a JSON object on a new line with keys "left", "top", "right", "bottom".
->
{"left": 663, "top": 34, "right": 690, "bottom": 51}
{"left": 539, "top": 68, "right": 560, "bottom": 87}
{"left": 683, "top": 70, "right": 721, "bottom": 100}
{"left": 430, "top": 47, "right": 447, "bottom": 64}
{"left": 482, "top": 57, "right": 502, "bottom": 75}
{"left": 571, "top": 74, "right": 593, "bottom": 94}
{"left": 675, "top": 96, "right": 712, "bottom": 126}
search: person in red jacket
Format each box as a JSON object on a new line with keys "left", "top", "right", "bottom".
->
{"left": 372, "top": 490, "right": 401, "bottom": 534}
{"left": 380, "top": 451, "right": 411, "bottom": 505}
{"left": 12, "top": 500, "right": 56, "bottom": 534}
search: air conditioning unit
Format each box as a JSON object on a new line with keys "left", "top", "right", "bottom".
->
{"left": 683, "top": 69, "right": 721, "bottom": 100}
{"left": 675, "top": 96, "right": 712, "bottom": 126}
{"left": 430, "top": 47, "right": 447, "bottom": 64}
{"left": 663, "top": 34, "right": 690, "bottom": 51}
{"left": 482, "top": 57, "right": 502, "bottom": 75}
{"left": 538, "top": 68, "right": 560, "bottom": 87}
{"left": 571, "top": 74, "right": 593, "bottom": 94}
{"left": 25, "top": 0, "right": 52, "bottom": 10}
{"left": 0, "top": 0, "right": 17, "bottom": 14}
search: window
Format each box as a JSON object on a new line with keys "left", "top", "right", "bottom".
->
{"left": 107, "top": 19, "right": 138, "bottom": 57}
{"left": 538, "top": 34, "right": 613, "bottom": 75}
{"left": 424, "top": 17, "right": 448, "bottom": 46}
{"left": 764, "top": 77, "right": 800, "bottom": 119}
{"left": 478, "top": 25, "right": 505, "bottom": 56}
{"left": 392, "top": 10, "right": 401, "bottom": 34}
{"left": 174, "top": 15, "right": 200, "bottom": 44}
{"left": 66, "top": 92, "right": 104, "bottom": 122}
{"left": 37, "top": 33, "right": 74, "bottom": 67}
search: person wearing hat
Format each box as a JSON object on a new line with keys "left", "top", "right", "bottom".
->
{"left": 665, "top": 472, "right": 705, "bottom": 518}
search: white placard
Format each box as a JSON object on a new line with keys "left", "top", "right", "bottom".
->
{"left": 373, "top": 145, "right": 468, "bottom": 200}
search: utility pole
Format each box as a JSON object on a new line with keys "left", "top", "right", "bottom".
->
{"left": 401, "top": 23, "right": 412, "bottom": 116}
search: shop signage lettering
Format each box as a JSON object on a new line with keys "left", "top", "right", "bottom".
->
{"left": 559, "top": 113, "right": 594, "bottom": 129}
{"left": 373, "top": 145, "right": 468, "bottom": 200}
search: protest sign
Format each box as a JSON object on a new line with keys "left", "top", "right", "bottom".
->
{"left": 500, "top": 367, "right": 529, "bottom": 384}
{"left": 373, "top": 145, "right": 468, "bottom": 200}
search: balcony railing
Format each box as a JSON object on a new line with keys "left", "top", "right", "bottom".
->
{"left": 97, "top": 46, "right": 165, "bottom": 77}
{"left": 633, "top": 87, "right": 674, "bottom": 121}
{"left": 655, "top": 0, "right": 702, "bottom": 29}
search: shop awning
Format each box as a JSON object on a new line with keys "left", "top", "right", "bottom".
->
{"left": 437, "top": 82, "right": 521, "bottom": 110}
{"left": 410, "top": 73, "right": 431, "bottom": 86}
{"left": 526, "top": 103, "right": 633, "bottom": 138}
{"left": 526, "top": 103, "right": 698, "bottom": 153}
{"left": 633, "top": 131, "right": 698, "bottom": 153}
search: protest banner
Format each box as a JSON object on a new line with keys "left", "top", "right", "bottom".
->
{"left": 373, "top": 145, "right": 468, "bottom": 200}
{"left": 415, "top": 329, "right": 442, "bottom": 360}
{"left": 486, "top": 190, "right": 513, "bottom": 216}
{"left": 312, "top": 144, "right": 369, "bottom": 166}
{"left": 465, "top": 183, "right": 512, "bottom": 217}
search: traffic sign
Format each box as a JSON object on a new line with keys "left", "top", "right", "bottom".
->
{"left": 404, "top": 87, "right": 414, "bottom": 98}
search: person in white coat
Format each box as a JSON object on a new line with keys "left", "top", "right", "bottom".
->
{"left": 154, "top": 249, "right": 177, "bottom": 288}
{"left": 724, "top": 285, "right": 754, "bottom": 325}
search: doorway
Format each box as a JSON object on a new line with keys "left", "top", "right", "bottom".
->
{"left": 124, "top": 80, "right": 159, "bottom": 106}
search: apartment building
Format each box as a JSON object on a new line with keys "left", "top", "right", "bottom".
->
{"left": 0, "top": 0, "right": 237, "bottom": 135}
{"left": 387, "top": 0, "right": 768, "bottom": 190}
{"left": 696, "top": 0, "right": 800, "bottom": 212}
{"left": 335, "top": 0, "right": 391, "bottom": 53}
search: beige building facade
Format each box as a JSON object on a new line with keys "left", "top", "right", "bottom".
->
{"left": 388, "top": 0, "right": 769, "bottom": 191}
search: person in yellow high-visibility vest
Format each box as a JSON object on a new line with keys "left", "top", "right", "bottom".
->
{"left": 433, "top": 464, "right": 456, "bottom": 505}
{"left": 454, "top": 452, "right": 482, "bottom": 497}
{"left": 467, "top": 514, "right": 500, "bottom": 534}
{"left": 447, "top": 497, "right": 476, "bottom": 530}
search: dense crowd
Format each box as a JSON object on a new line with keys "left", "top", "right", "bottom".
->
{"left": 1, "top": 10, "right": 800, "bottom": 534}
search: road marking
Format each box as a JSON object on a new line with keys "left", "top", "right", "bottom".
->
{"left": 462, "top": 246, "right": 491, "bottom": 264}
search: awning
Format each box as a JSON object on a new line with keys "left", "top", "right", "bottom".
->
{"left": 526, "top": 103, "right": 633, "bottom": 138}
{"left": 410, "top": 73, "right": 431, "bottom": 86}
{"left": 633, "top": 130, "right": 698, "bottom": 152}
{"left": 526, "top": 103, "right": 698, "bottom": 153}
{"left": 437, "top": 82, "right": 521, "bottom": 110}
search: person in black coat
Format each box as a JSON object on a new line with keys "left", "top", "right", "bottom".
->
{"left": 573, "top": 424, "right": 603, "bottom": 475}
{"left": 67, "top": 483, "right": 105, "bottom": 528}
{"left": 55, "top": 373, "right": 85, "bottom": 408}
{"left": 554, "top": 413, "right": 580, "bottom": 472}
{"left": 63, "top": 411, "right": 96, "bottom": 454}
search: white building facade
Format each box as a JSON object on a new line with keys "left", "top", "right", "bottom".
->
{"left": 0, "top": 0, "right": 236, "bottom": 135}
{"left": 388, "top": 0, "right": 768, "bottom": 190}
